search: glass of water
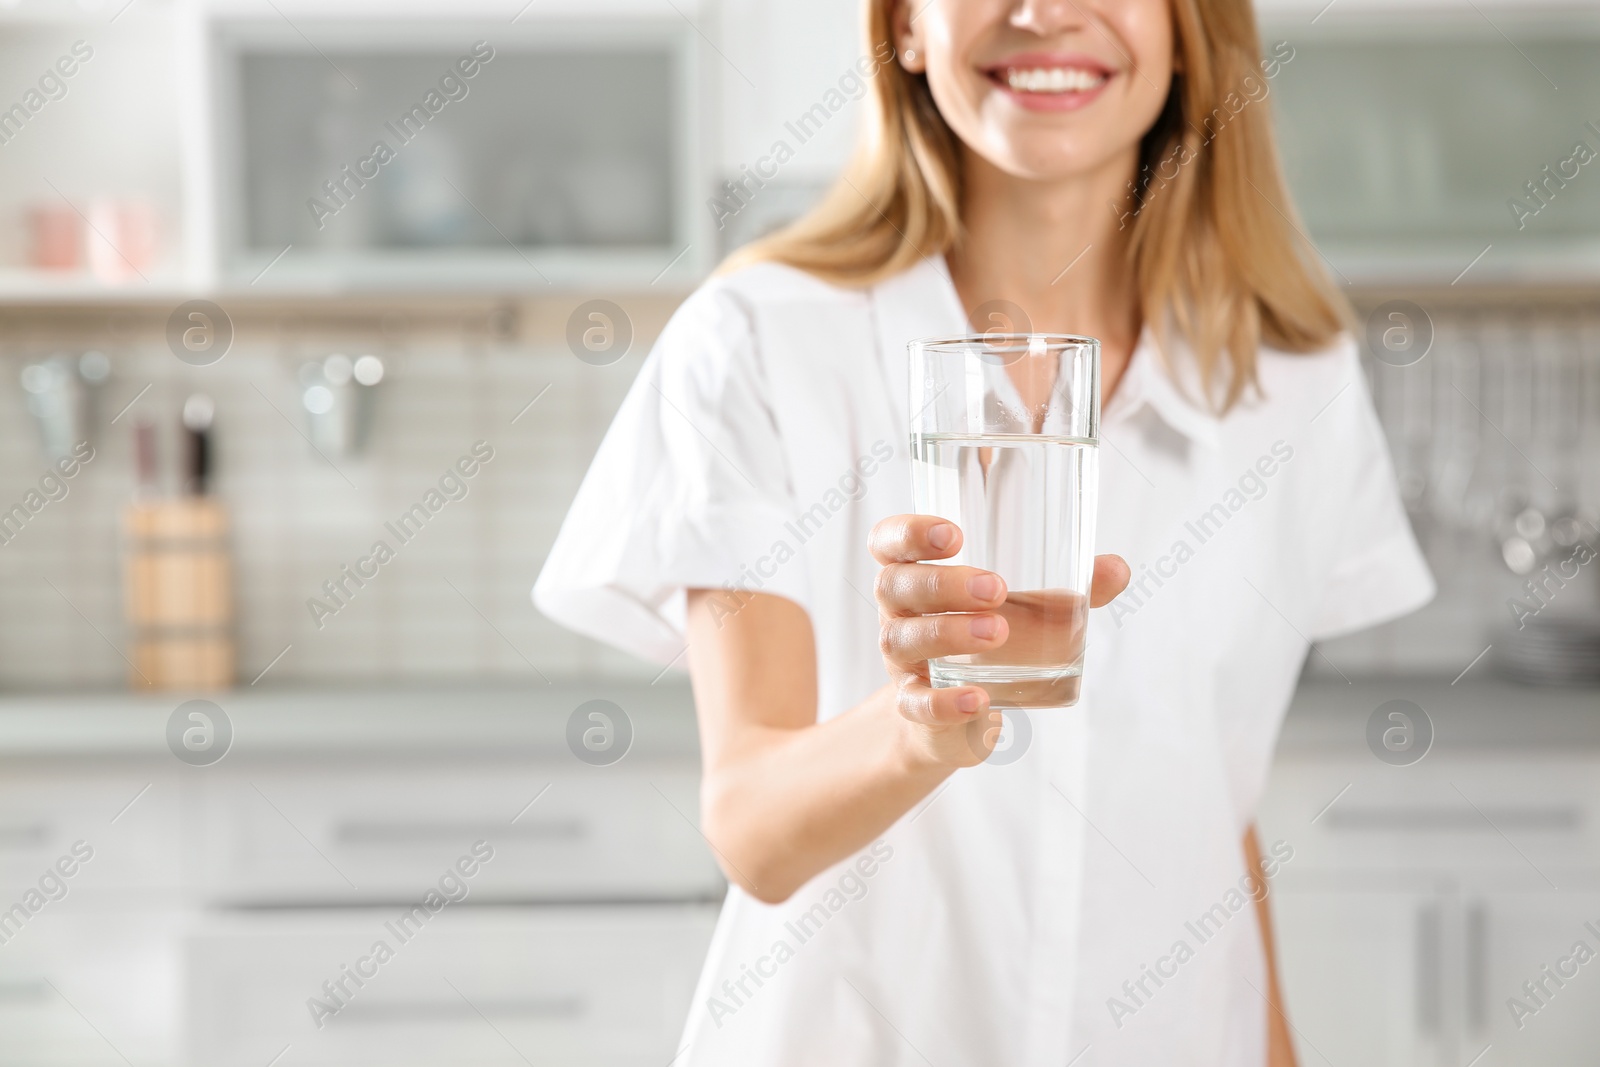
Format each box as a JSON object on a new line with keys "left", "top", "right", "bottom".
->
{"left": 908, "top": 334, "right": 1100, "bottom": 709}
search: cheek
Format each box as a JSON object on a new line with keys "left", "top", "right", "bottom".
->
{"left": 918, "top": 0, "right": 1007, "bottom": 127}
{"left": 1113, "top": 1, "right": 1176, "bottom": 91}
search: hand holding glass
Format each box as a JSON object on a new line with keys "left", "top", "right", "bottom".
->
{"left": 908, "top": 334, "right": 1100, "bottom": 709}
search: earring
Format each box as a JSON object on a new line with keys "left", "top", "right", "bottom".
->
{"left": 905, "top": 48, "right": 917, "bottom": 61}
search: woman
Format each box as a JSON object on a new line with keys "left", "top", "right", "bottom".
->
{"left": 535, "top": 0, "right": 1432, "bottom": 1063}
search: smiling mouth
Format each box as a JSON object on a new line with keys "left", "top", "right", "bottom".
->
{"left": 989, "top": 63, "right": 1111, "bottom": 96}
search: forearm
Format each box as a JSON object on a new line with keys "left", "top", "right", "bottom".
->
{"left": 701, "top": 683, "right": 952, "bottom": 903}
{"left": 1245, "top": 824, "right": 1299, "bottom": 1067}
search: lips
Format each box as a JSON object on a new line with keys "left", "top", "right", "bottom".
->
{"left": 984, "top": 52, "right": 1114, "bottom": 112}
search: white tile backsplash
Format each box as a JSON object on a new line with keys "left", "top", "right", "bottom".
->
{"left": 0, "top": 301, "right": 668, "bottom": 690}
{"left": 1, "top": 296, "right": 1594, "bottom": 690}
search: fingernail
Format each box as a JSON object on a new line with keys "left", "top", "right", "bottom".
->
{"left": 967, "top": 574, "right": 1001, "bottom": 601}
{"left": 928, "top": 523, "right": 955, "bottom": 550}
{"left": 956, "top": 691, "right": 982, "bottom": 714}
{"left": 970, "top": 615, "right": 1001, "bottom": 640}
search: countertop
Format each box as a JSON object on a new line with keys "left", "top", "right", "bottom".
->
{"left": 0, "top": 677, "right": 1593, "bottom": 759}
{"left": 1275, "top": 676, "right": 1600, "bottom": 757}
{"left": 0, "top": 682, "right": 701, "bottom": 759}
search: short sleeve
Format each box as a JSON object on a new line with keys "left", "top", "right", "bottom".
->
{"left": 532, "top": 282, "right": 807, "bottom": 665}
{"left": 1306, "top": 341, "right": 1435, "bottom": 640}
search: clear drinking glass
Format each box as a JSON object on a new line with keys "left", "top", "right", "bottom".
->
{"left": 908, "top": 334, "right": 1100, "bottom": 709}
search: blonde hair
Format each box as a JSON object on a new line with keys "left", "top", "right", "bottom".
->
{"left": 722, "top": 0, "right": 1347, "bottom": 410}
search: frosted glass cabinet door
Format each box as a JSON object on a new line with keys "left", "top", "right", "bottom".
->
{"left": 1274, "top": 890, "right": 1441, "bottom": 1067}
{"left": 1270, "top": 38, "right": 1600, "bottom": 246}
{"left": 1475, "top": 891, "right": 1600, "bottom": 1067}
{"left": 237, "top": 49, "right": 677, "bottom": 251}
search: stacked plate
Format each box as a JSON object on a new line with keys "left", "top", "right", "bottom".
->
{"left": 1496, "top": 614, "right": 1600, "bottom": 686}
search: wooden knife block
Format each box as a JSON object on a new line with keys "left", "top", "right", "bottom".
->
{"left": 123, "top": 498, "right": 234, "bottom": 691}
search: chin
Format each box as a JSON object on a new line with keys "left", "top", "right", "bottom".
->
{"left": 971, "top": 128, "right": 1127, "bottom": 185}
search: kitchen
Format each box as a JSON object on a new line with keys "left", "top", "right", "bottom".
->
{"left": 0, "top": 0, "right": 1598, "bottom": 1064}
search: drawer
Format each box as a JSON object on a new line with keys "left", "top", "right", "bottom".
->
{"left": 0, "top": 766, "right": 183, "bottom": 894}
{"left": 1260, "top": 755, "right": 1600, "bottom": 887}
{"left": 184, "top": 905, "right": 719, "bottom": 1067}
{"left": 195, "top": 763, "right": 724, "bottom": 904}
{"left": 0, "top": 904, "right": 183, "bottom": 1066}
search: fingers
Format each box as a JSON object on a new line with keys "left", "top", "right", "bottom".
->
{"left": 1089, "top": 553, "right": 1131, "bottom": 608}
{"left": 895, "top": 677, "right": 990, "bottom": 726}
{"left": 880, "top": 611, "right": 1008, "bottom": 669}
{"left": 869, "top": 515, "right": 963, "bottom": 565}
{"left": 875, "top": 562, "right": 1006, "bottom": 617}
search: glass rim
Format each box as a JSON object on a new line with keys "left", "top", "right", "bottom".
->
{"left": 910, "top": 332, "right": 1101, "bottom": 354}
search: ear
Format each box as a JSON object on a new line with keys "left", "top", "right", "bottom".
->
{"left": 890, "top": 0, "right": 927, "bottom": 73}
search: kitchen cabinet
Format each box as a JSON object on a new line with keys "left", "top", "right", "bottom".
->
{"left": 0, "top": 685, "right": 722, "bottom": 1067}
{"left": 1253, "top": 6, "right": 1600, "bottom": 284}
{"left": 0, "top": 904, "right": 185, "bottom": 1067}
{"left": 1276, "top": 886, "right": 1600, "bottom": 1067}
{"left": 717, "top": 0, "right": 864, "bottom": 179}
{"left": 0, "top": 767, "right": 184, "bottom": 894}
{"left": 186, "top": 906, "right": 718, "bottom": 1067}
{"left": 1476, "top": 890, "right": 1600, "bottom": 1065}
{"left": 0, "top": 10, "right": 189, "bottom": 299}
{"left": 1273, "top": 890, "right": 1437, "bottom": 1067}
{"left": 211, "top": 18, "right": 711, "bottom": 291}
{"left": 0, "top": 1, "right": 720, "bottom": 300}
{"left": 1261, "top": 727, "right": 1600, "bottom": 1067}
{"left": 5, "top": 680, "right": 1599, "bottom": 1064}
{"left": 193, "top": 763, "right": 719, "bottom": 905}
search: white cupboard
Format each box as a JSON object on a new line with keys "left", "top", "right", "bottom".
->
{"left": 1262, "top": 752, "right": 1600, "bottom": 1066}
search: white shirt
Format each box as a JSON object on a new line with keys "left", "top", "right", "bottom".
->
{"left": 534, "top": 256, "right": 1433, "bottom": 1067}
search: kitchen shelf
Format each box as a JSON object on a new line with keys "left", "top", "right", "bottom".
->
{"left": 0, "top": 268, "right": 193, "bottom": 305}
{"left": 1318, "top": 241, "right": 1600, "bottom": 290}
{"left": 229, "top": 246, "right": 701, "bottom": 295}
{"left": 0, "top": 682, "right": 701, "bottom": 757}
{"left": 0, "top": 4, "right": 713, "bottom": 303}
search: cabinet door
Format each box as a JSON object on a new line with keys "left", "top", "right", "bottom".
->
{"left": 186, "top": 905, "right": 719, "bottom": 1067}
{"left": 0, "top": 766, "right": 183, "bottom": 893}
{"left": 0, "top": 904, "right": 183, "bottom": 1067}
{"left": 1473, "top": 891, "right": 1600, "bottom": 1066}
{"left": 1274, "top": 890, "right": 1445, "bottom": 1067}
{"left": 195, "top": 763, "right": 724, "bottom": 904}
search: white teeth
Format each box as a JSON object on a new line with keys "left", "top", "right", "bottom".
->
{"left": 1004, "top": 67, "right": 1106, "bottom": 93}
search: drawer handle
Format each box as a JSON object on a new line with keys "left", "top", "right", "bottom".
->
{"left": 0, "top": 824, "right": 51, "bottom": 850}
{"left": 331, "top": 996, "right": 586, "bottom": 1022}
{"left": 1324, "top": 806, "right": 1581, "bottom": 832}
{"left": 1416, "top": 902, "right": 1441, "bottom": 1036}
{"left": 1465, "top": 903, "right": 1488, "bottom": 1033}
{"left": 0, "top": 981, "right": 46, "bottom": 1002}
{"left": 334, "top": 821, "right": 586, "bottom": 845}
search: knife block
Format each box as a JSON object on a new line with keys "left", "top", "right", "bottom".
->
{"left": 122, "top": 498, "right": 234, "bottom": 691}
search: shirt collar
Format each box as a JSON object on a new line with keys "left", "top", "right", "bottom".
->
{"left": 895, "top": 254, "right": 1221, "bottom": 450}
{"left": 1107, "top": 328, "right": 1222, "bottom": 449}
